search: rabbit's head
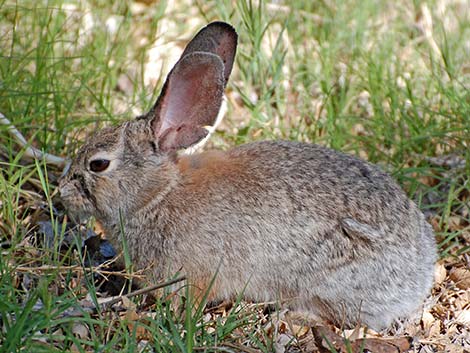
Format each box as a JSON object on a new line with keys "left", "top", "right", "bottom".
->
{"left": 59, "top": 22, "right": 237, "bottom": 223}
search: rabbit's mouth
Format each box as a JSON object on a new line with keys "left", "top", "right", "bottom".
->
{"left": 59, "top": 179, "right": 96, "bottom": 221}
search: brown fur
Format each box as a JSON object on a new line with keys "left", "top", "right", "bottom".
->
{"left": 177, "top": 150, "right": 249, "bottom": 190}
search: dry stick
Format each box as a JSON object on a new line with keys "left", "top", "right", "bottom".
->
{"left": 194, "top": 342, "right": 262, "bottom": 353}
{"left": 101, "top": 275, "right": 187, "bottom": 309}
{"left": 221, "top": 342, "right": 263, "bottom": 353}
{"left": 57, "top": 276, "right": 187, "bottom": 319}
{"left": 0, "top": 112, "right": 68, "bottom": 168}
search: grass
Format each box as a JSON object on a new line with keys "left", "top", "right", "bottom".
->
{"left": 0, "top": 0, "right": 469, "bottom": 351}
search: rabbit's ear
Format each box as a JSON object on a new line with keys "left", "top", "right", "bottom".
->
{"left": 180, "top": 21, "right": 237, "bottom": 86}
{"left": 150, "top": 52, "right": 225, "bottom": 152}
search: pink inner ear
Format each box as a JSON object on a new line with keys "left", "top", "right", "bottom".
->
{"left": 159, "top": 69, "right": 209, "bottom": 134}
{"left": 155, "top": 52, "right": 225, "bottom": 151}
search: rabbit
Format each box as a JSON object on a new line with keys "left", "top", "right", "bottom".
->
{"left": 59, "top": 21, "right": 437, "bottom": 330}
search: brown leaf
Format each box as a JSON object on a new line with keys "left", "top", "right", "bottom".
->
{"left": 354, "top": 337, "right": 412, "bottom": 353}
{"left": 434, "top": 262, "right": 447, "bottom": 285}
{"left": 70, "top": 343, "right": 81, "bottom": 353}
{"left": 429, "top": 320, "right": 441, "bottom": 340}
{"left": 312, "top": 325, "right": 412, "bottom": 353}
{"left": 124, "top": 311, "right": 154, "bottom": 341}
{"left": 312, "top": 325, "right": 353, "bottom": 352}
{"left": 121, "top": 296, "right": 136, "bottom": 310}
{"left": 344, "top": 325, "right": 378, "bottom": 340}
{"left": 422, "top": 310, "right": 441, "bottom": 338}
{"left": 449, "top": 267, "right": 470, "bottom": 290}
{"left": 291, "top": 323, "right": 310, "bottom": 338}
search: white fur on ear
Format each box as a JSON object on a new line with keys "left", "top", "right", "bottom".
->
{"left": 183, "top": 97, "right": 227, "bottom": 155}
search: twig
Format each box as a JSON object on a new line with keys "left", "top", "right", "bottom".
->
{"left": 423, "top": 154, "right": 466, "bottom": 169}
{"left": 55, "top": 275, "right": 187, "bottom": 319}
{"left": 101, "top": 275, "right": 187, "bottom": 309}
{"left": 193, "top": 347, "right": 236, "bottom": 353}
{"left": 221, "top": 342, "right": 262, "bottom": 353}
{"left": 194, "top": 342, "right": 262, "bottom": 353}
{"left": 0, "top": 112, "right": 68, "bottom": 168}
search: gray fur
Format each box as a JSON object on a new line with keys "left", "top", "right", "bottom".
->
{"left": 59, "top": 22, "right": 437, "bottom": 330}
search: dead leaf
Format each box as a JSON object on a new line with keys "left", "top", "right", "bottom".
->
{"left": 455, "top": 309, "right": 470, "bottom": 326}
{"left": 121, "top": 296, "right": 136, "bottom": 310}
{"left": 312, "top": 325, "right": 412, "bottom": 353}
{"left": 355, "top": 337, "right": 413, "bottom": 353}
{"left": 312, "top": 325, "right": 352, "bottom": 352}
{"left": 124, "top": 311, "right": 154, "bottom": 341}
{"left": 344, "top": 325, "right": 378, "bottom": 340}
{"left": 276, "top": 333, "right": 293, "bottom": 353}
{"left": 429, "top": 319, "right": 441, "bottom": 338}
{"left": 434, "top": 262, "right": 447, "bottom": 285}
{"left": 94, "top": 221, "right": 105, "bottom": 236}
{"left": 70, "top": 343, "right": 81, "bottom": 353}
{"left": 72, "top": 322, "right": 89, "bottom": 340}
{"left": 449, "top": 267, "right": 470, "bottom": 289}
{"left": 422, "top": 310, "right": 435, "bottom": 330}
{"left": 448, "top": 216, "right": 465, "bottom": 231}
{"left": 291, "top": 323, "right": 310, "bottom": 338}
{"left": 444, "top": 343, "right": 464, "bottom": 353}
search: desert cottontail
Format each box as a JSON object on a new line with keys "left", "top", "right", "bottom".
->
{"left": 59, "top": 21, "right": 437, "bottom": 330}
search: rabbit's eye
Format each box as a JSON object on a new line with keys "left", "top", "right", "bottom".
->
{"left": 89, "top": 159, "right": 110, "bottom": 172}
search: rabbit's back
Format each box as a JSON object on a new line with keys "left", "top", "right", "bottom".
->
{"left": 176, "top": 140, "right": 427, "bottom": 242}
